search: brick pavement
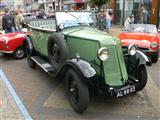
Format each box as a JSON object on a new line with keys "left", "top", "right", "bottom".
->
{"left": 0, "top": 78, "right": 25, "bottom": 120}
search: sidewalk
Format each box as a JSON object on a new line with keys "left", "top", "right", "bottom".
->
{"left": 0, "top": 69, "right": 33, "bottom": 120}
{"left": 0, "top": 78, "right": 25, "bottom": 120}
{"left": 110, "top": 25, "right": 122, "bottom": 36}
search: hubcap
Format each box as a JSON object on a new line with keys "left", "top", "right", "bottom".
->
{"left": 51, "top": 43, "right": 60, "bottom": 64}
{"left": 16, "top": 49, "right": 24, "bottom": 58}
{"left": 69, "top": 80, "right": 79, "bottom": 104}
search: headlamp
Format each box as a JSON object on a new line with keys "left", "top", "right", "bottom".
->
{"left": 98, "top": 47, "right": 109, "bottom": 61}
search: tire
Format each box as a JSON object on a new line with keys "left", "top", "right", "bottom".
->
{"left": 65, "top": 69, "right": 89, "bottom": 113}
{"left": 13, "top": 47, "right": 26, "bottom": 59}
{"left": 151, "top": 51, "right": 159, "bottom": 63}
{"left": 48, "top": 33, "right": 68, "bottom": 68}
{"left": 25, "top": 35, "right": 35, "bottom": 57}
{"left": 25, "top": 36, "right": 36, "bottom": 68}
{"left": 135, "top": 65, "right": 147, "bottom": 92}
{"left": 27, "top": 57, "right": 36, "bottom": 68}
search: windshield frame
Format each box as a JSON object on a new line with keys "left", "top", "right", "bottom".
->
{"left": 124, "top": 24, "right": 158, "bottom": 34}
{"left": 55, "top": 11, "right": 96, "bottom": 29}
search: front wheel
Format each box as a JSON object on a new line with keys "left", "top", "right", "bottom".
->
{"left": 13, "top": 47, "right": 26, "bottom": 59}
{"left": 151, "top": 51, "right": 159, "bottom": 63}
{"left": 135, "top": 65, "right": 147, "bottom": 92}
{"left": 65, "top": 69, "right": 89, "bottom": 113}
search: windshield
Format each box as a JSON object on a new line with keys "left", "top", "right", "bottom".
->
{"left": 124, "top": 24, "right": 158, "bottom": 33}
{"left": 55, "top": 12, "right": 95, "bottom": 28}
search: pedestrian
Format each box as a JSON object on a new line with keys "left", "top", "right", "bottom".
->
{"left": 131, "top": 14, "right": 135, "bottom": 24}
{"left": 2, "top": 8, "right": 16, "bottom": 33}
{"left": 105, "top": 10, "right": 113, "bottom": 33}
{"left": 140, "top": 5, "right": 148, "bottom": 24}
{"left": 124, "top": 15, "right": 132, "bottom": 28}
{"left": 36, "top": 9, "right": 46, "bottom": 19}
{"left": 97, "top": 11, "right": 106, "bottom": 31}
{"left": 16, "top": 10, "right": 24, "bottom": 30}
{"left": 0, "top": 11, "right": 5, "bottom": 30}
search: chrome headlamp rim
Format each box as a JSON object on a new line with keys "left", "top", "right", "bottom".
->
{"left": 98, "top": 47, "right": 109, "bottom": 61}
{"left": 128, "top": 44, "right": 137, "bottom": 56}
{"left": 150, "top": 41, "right": 158, "bottom": 48}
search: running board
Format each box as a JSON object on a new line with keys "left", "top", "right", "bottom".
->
{"left": 31, "top": 56, "right": 56, "bottom": 72}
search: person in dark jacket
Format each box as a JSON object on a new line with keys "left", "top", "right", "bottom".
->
{"left": 2, "top": 8, "right": 16, "bottom": 33}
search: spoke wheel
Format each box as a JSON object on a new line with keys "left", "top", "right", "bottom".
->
{"left": 48, "top": 33, "right": 69, "bottom": 68}
{"left": 65, "top": 69, "right": 89, "bottom": 113}
{"left": 135, "top": 65, "right": 147, "bottom": 92}
{"left": 50, "top": 43, "right": 60, "bottom": 66}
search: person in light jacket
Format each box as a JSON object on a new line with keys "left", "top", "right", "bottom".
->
{"left": 16, "top": 10, "right": 24, "bottom": 29}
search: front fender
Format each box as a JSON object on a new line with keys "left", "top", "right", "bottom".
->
{"left": 66, "top": 59, "right": 96, "bottom": 78}
{"left": 136, "top": 50, "right": 152, "bottom": 66}
{"left": 24, "top": 35, "right": 34, "bottom": 55}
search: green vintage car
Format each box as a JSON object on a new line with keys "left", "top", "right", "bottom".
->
{"left": 26, "top": 11, "right": 151, "bottom": 113}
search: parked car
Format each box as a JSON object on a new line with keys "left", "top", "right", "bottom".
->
{"left": 26, "top": 11, "right": 151, "bottom": 113}
{"left": 0, "top": 31, "right": 31, "bottom": 59}
{"left": 118, "top": 24, "right": 159, "bottom": 63}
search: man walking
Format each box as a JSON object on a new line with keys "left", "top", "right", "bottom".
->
{"left": 2, "top": 8, "right": 16, "bottom": 33}
{"left": 16, "top": 10, "right": 24, "bottom": 30}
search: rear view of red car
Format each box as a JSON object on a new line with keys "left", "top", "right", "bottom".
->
{"left": 0, "top": 32, "right": 30, "bottom": 59}
{"left": 118, "top": 24, "right": 159, "bottom": 63}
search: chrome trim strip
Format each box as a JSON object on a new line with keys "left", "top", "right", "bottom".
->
{"left": 0, "top": 50, "right": 14, "bottom": 54}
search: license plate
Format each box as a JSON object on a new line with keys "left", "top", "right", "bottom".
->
{"left": 116, "top": 85, "right": 135, "bottom": 97}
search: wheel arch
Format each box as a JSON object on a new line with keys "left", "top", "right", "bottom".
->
{"left": 136, "top": 50, "right": 152, "bottom": 66}
{"left": 60, "top": 59, "right": 96, "bottom": 79}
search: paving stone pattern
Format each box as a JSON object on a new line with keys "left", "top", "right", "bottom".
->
{"left": 0, "top": 79, "right": 25, "bottom": 120}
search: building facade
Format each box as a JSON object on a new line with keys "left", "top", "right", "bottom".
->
{"left": 1, "top": 0, "right": 24, "bottom": 10}
{"left": 63, "top": 0, "right": 90, "bottom": 11}
{"left": 111, "top": 0, "right": 159, "bottom": 26}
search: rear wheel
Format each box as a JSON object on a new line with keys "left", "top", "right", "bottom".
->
{"left": 135, "top": 65, "right": 147, "bottom": 92}
{"left": 13, "top": 47, "right": 26, "bottom": 59}
{"left": 27, "top": 57, "right": 36, "bottom": 68}
{"left": 65, "top": 69, "right": 89, "bottom": 113}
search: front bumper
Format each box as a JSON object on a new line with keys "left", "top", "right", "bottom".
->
{"left": 104, "top": 74, "right": 140, "bottom": 98}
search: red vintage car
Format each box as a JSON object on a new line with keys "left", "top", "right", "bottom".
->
{"left": 0, "top": 31, "right": 31, "bottom": 59}
{"left": 118, "top": 24, "right": 159, "bottom": 63}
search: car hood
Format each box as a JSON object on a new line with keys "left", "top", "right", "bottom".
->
{"left": 0, "top": 32, "right": 30, "bottom": 41}
{"left": 62, "top": 26, "right": 116, "bottom": 45}
{"left": 118, "top": 32, "right": 157, "bottom": 48}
